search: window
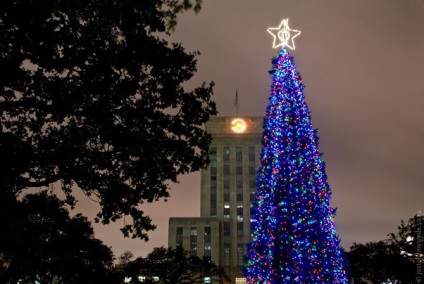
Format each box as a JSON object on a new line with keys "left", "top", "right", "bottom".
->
{"left": 210, "top": 147, "right": 217, "bottom": 158}
{"left": 223, "top": 148, "right": 230, "bottom": 198}
{"left": 223, "top": 164, "right": 230, "bottom": 175}
{"left": 223, "top": 147, "right": 230, "bottom": 221}
{"left": 236, "top": 174, "right": 243, "bottom": 190}
{"left": 138, "top": 276, "right": 146, "bottom": 282}
{"left": 250, "top": 192, "right": 256, "bottom": 202}
{"left": 224, "top": 187, "right": 230, "bottom": 203}
{"left": 191, "top": 227, "right": 198, "bottom": 235}
{"left": 211, "top": 167, "right": 217, "bottom": 175}
{"left": 204, "top": 244, "right": 211, "bottom": 257}
{"left": 204, "top": 227, "right": 211, "bottom": 257}
{"left": 236, "top": 148, "right": 243, "bottom": 196}
{"left": 204, "top": 276, "right": 211, "bottom": 283}
{"left": 237, "top": 221, "right": 244, "bottom": 237}
{"left": 204, "top": 226, "right": 211, "bottom": 242}
{"left": 236, "top": 147, "right": 242, "bottom": 161}
{"left": 248, "top": 146, "right": 256, "bottom": 203}
{"left": 223, "top": 144, "right": 230, "bottom": 223}
{"left": 236, "top": 166, "right": 242, "bottom": 175}
{"left": 249, "top": 177, "right": 256, "bottom": 189}
{"left": 249, "top": 164, "right": 256, "bottom": 174}
{"left": 224, "top": 244, "right": 230, "bottom": 266}
{"left": 237, "top": 243, "right": 244, "bottom": 266}
{"left": 210, "top": 195, "right": 217, "bottom": 216}
{"left": 190, "top": 227, "right": 197, "bottom": 256}
{"left": 249, "top": 175, "right": 256, "bottom": 203}
{"left": 176, "top": 227, "right": 183, "bottom": 248}
{"left": 248, "top": 147, "right": 255, "bottom": 161}
{"left": 237, "top": 206, "right": 244, "bottom": 226}
{"left": 210, "top": 180, "right": 217, "bottom": 189}
{"left": 223, "top": 147, "right": 230, "bottom": 161}
{"left": 210, "top": 147, "right": 217, "bottom": 217}
{"left": 224, "top": 205, "right": 230, "bottom": 220}
{"left": 152, "top": 276, "right": 159, "bottom": 282}
{"left": 224, "top": 222, "right": 230, "bottom": 237}
{"left": 223, "top": 175, "right": 230, "bottom": 188}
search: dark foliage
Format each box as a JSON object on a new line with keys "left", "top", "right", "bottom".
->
{"left": 0, "top": 191, "right": 115, "bottom": 284}
{"left": 348, "top": 241, "right": 412, "bottom": 284}
{"left": 348, "top": 215, "right": 423, "bottom": 283}
{"left": 0, "top": 0, "right": 216, "bottom": 239}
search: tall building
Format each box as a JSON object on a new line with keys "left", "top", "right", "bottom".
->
{"left": 168, "top": 116, "right": 263, "bottom": 283}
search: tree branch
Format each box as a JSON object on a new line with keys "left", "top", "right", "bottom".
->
{"left": 18, "top": 176, "right": 60, "bottom": 189}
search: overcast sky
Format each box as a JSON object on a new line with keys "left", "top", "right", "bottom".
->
{"left": 76, "top": 0, "right": 424, "bottom": 258}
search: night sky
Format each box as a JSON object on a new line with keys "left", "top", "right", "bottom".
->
{"left": 76, "top": 0, "right": 424, "bottom": 258}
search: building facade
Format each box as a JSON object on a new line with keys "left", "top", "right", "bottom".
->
{"left": 168, "top": 217, "right": 220, "bottom": 265}
{"left": 168, "top": 116, "right": 263, "bottom": 283}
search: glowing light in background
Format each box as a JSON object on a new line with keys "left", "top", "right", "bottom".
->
{"left": 231, "top": 118, "right": 247, "bottom": 133}
{"left": 267, "top": 19, "right": 301, "bottom": 50}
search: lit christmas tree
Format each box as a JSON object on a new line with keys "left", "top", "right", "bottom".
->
{"left": 244, "top": 19, "right": 349, "bottom": 283}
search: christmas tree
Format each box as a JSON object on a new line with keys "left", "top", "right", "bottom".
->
{"left": 244, "top": 19, "right": 349, "bottom": 283}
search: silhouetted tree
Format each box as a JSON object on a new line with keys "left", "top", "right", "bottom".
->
{"left": 118, "top": 251, "right": 135, "bottom": 266}
{"left": 348, "top": 215, "right": 423, "bottom": 283}
{"left": 0, "top": 0, "right": 215, "bottom": 239}
{"left": 389, "top": 214, "right": 424, "bottom": 264}
{"left": 122, "top": 247, "right": 229, "bottom": 284}
{"left": 0, "top": 191, "right": 115, "bottom": 284}
{"left": 348, "top": 241, "right": 411, "bottom": 284}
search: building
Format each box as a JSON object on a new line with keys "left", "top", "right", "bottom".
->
{"left": 168, "top": 116, "right": 263, "bottom": 283}
{"left": 168, "top": 217, "right": 220, "bottom": 264}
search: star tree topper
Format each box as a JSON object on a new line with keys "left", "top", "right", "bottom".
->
{"left": 267, "top": 19, "right": 301, "bottom": 50}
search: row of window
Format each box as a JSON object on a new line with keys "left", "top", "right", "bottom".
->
{"left": 224, "top": 222, "right": 243, "bottom": 237}
{"left": 176, "top": 226, "right": 211, "bottom": 257}
{"left": 210, "top": 146, "right": 257, "bottom": 239}
{"left": 177, "top": 229, "right": 245, "bottom": 267}
{"left": 210, "top": 148, "right": 218, "bottom": 217}
{"left": 224, "top": 243, "right": 245, "bottom": 266}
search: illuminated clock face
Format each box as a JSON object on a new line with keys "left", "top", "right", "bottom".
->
{"left": 231, "top": 118, "right": 247, "bottom": 133}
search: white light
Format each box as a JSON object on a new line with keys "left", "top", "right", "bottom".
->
{"left": 231, "top": 118, "right": 247, "bottom": 133}
{"left": 267, "top": 19, "right": 301, "bottom": 50}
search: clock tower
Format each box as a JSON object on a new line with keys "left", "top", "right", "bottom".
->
{"left": 169, "top": 116, "right": 263, "bottom": 283}
{"left": 201, "top": 116, "right": 263, "bottom": 282}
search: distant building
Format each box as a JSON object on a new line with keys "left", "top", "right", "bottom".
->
{"left": 168, "top": 217, "right": 220, "bottom": 265}
{"left": 168, "top": 116, "right": 263, "bottom": 283}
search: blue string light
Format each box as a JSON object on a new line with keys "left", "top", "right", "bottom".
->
{"left": 244, "top": 49, "right": 349, "bottom": 283}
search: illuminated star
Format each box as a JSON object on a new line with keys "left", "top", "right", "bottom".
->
{"left": 267, "top": 19, "right": 301, "bottom": 50}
